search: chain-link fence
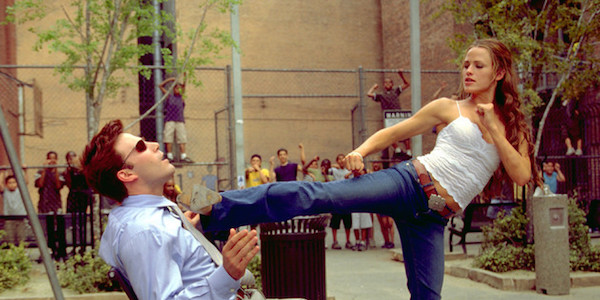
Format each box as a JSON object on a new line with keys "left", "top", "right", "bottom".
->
{"left": 2, "top": 64, "right": 599, "bottom": 249}
{"left": 1, "top": 65, "right": 462, "bottom": 209}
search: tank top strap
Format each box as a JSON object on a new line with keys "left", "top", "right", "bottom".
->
{"left": 456, "top": 101, "right": 462, "bottom": 117}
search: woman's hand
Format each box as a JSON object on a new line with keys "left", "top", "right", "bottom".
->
{"left": 343, "top": 152, "right": 364, "bottom": 176}
{"left": 476, "top": 103, "right": 501, "bottom": 134}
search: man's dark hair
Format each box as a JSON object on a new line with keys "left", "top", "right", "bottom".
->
{"left": 277, "top": 148, "right": 288, "bottom": 156}
{"left": 46, "top": 151, "right": 58, "bottom": 159}
{"left": 251, "top": 154, "right": 262, "bottom": 161}
{"left": 80, "top": 120, "right": 128, "bottom": 202}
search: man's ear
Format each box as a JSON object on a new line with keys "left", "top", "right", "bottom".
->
{"left": 117, "top": 169, "right": 137, "bottom": 183}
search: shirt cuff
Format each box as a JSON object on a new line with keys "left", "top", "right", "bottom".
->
{"left": 207, "top": 265, "right": 241, "bottom": 298}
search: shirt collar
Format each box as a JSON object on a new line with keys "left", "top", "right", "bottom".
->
{"left": 121, "top": 194, "right": 176, "bottom": 208}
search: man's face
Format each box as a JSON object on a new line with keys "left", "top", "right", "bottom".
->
{"left": 277, "top": 150, "right": 288, "bottom": 164}
{"left": 6, "top": 178, "right": 17, "bottom": 192}
{"left": 116, "top": 133, "right": 174, "bottom": 186}
{"left": 47, "top": 153, "right": 58, "bottom": 166}
{"left": 383, "top": 78, "right": 394, "bottom": 90}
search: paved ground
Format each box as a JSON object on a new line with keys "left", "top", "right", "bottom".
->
{"left": 1, "top": 219, "right": 599, "bottom": 300}
{"left": 321, "top": 218, "right": 600, "bottom": 300}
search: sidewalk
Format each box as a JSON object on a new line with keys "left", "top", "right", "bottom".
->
{"left": 1, "top": 220, "right": 598, "bottom": 300}
{"left": 322, "top": 221, "right": 600, "bottom": 300}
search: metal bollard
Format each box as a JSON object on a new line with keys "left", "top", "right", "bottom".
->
{"left": 532, "top": 194, "right": 570, "bottom": 295}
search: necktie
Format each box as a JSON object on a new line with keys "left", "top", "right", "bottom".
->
{"left": 166, "top": 205, "right": 256, "bottom": 286}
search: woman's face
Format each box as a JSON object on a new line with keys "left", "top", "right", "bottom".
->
{"left": 462, "top": 46, "right": 499, "bottom": 95}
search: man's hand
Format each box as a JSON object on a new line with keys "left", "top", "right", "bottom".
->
{"left": 222, "top": 229, "right": 260, "bottom": 280}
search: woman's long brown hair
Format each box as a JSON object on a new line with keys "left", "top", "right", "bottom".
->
{"left": 457, "top": 39, "right": 543, "bottom": 199}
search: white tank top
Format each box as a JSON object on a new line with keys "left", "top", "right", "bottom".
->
{"left": 417, "top": 101, "right": 500, "bottom": 210}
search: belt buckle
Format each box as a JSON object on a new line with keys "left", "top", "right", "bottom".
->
{"left": 428, "top": 194, "right": 446, "bottom": 212}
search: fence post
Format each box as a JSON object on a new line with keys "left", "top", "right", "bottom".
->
{"left": 0, "top": 104, "right": 64, "bottom": 300}
{"left": 357, "top": 66, "right": 367, "bottom": 145}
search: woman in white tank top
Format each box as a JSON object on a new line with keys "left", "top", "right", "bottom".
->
{"left": 340, "top": 39, "right": 541, "bottom": 298}
{"left": 204, "top": 39, "right": 542, "bottom": 300}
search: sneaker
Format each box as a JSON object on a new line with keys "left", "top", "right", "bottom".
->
{"left": 351, "top": 244, "right": 358, "bottom": 251}
{"left": 180, "top": 156, "right": 194, "bottom": 163}
{"left": 406, "top": 149, "right": 412, "bottom": 156}
{"left": 387, "top": 242, "right": 395, "bottom": 249}
{"left": 345, "top": 241, "right": 353, "bottom": 249}
{"left": 357, "top": 242, "right": 367, "bottom": 252}
{"left": 177, "top": 184, "right": 222, "bottom": 215}
{"left": 566, "top": 147, "right": 575, "bottom": 155}
{"left": 575, "top": 149, "right": 583, "bottom": 156}
{"left": 166, "top": 153, "right": 175, "bottom": 163}
{"left": 331, "top": 242, "right": 342, "bottom": 250}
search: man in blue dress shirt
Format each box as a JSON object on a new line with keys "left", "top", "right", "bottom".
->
{"left": 81, "top": 120, "right": 259, "bottom": 299}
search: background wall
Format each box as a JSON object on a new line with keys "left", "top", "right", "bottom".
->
{"left": 3, "top": 0, "right": 460, "bottom": 207}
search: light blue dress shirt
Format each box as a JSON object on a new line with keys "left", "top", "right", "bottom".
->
{"left": 99, "top": 195, "right": 239, "bottom": 299}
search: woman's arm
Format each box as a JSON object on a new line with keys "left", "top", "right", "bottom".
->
{"left": 345, "top": 98, "right": 450, "bottom": 171}
{"left": 477, "top": 103, "right": 531, "bottom": 186}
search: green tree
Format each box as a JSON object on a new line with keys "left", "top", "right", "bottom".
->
{"left": 441, "top": 0, "right": 600, "bottom": 157}
{"left": 5, "top": 0, "right": 239, "bottom": 140}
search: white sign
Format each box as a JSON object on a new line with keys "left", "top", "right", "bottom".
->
{"left": 383, "top": 109, "right": 412, "bottom": 128}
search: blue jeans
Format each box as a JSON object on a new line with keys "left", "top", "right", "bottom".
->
{"left": 207, "top": 161, "right": 447, "bottom": 300}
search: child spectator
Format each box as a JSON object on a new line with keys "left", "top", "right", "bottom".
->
{"left": 35, "top": 151, "right": 64, "bottom": 213}
{"left": 63, "top": 151, "right": 93, "bottom": 255}
{"left": 160, "top": 74, "right": 193, "bottom": 163}
{"left": 329, "top": 154, "right": 353, "bottom": 250}
{"left": 563, "top": 100, "right": 584, "bottom": 156}
{"left": 1, "top": 167, "right": 30, "bottom": 245}
{"left": 63, "top": 151, "right": 92, "bottom": 213}
{"left": 542, "top": 161, "right": 566, "bottom": 194}
{"left": 346, "top": 168, "right": 372, "bottom": 251}
{"left": 367, "top": 70, "right": 411, "bottom": 157}
{"left": 245, "top": 154, "right": 270, "bottom": 188}
{"left": 372, "top": 161, "right": 396, "bottom": 248}
{"left": 163, "top": 176, "right": 182, "bottom": 203}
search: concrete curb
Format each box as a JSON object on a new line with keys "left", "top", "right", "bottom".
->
{"left": 390, "top": 249, "right": 600, "bottom": 291}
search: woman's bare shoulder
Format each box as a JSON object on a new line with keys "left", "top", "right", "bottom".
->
{"left": 424, "top": 97, "right": 461, "bottom": 123}
{"left": 425, "top": 97, "right": 460, "bottom": 113}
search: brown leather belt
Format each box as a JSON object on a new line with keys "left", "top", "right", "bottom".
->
{"left": 411, "top": 159, "right": 455, "bottom": 219}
